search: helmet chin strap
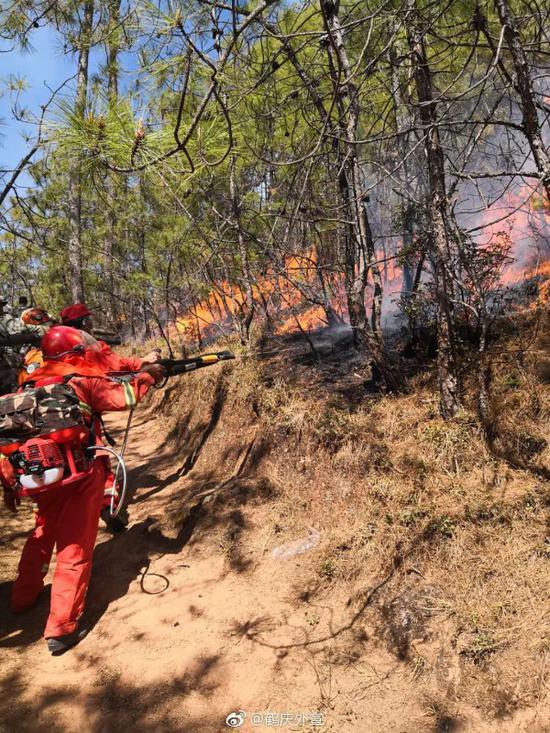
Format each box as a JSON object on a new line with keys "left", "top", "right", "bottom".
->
{"left": 48, "top": 344, "right": 86, "bottom": 360}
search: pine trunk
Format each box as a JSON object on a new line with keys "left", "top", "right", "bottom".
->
{"left": 67, "top": 0, "right": 94, "bottom": 303}
{"left": 321, "top": 0, "right": 404, "bottom": 391}
{"left": 230, "top": 155, "right": 255, "bottom": 345}
{"left": 407, "top": 3, "right": 461, "bottom": 418}
{"left": 104, "top": 0, "right": 121, "bottom": 323}
{"left": 494, "top": 0, "right": 550, "bottom": 199}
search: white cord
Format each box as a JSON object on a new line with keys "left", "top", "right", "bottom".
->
{"left": 87, "top": 445, "right": 127, "bottom": 518}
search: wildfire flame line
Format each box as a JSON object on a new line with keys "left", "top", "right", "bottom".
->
{"left": 170, "top": 189, "right": 549, "bottom": 343}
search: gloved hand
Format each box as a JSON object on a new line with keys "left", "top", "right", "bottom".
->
{"left": 3, "top": 488, "right": 20, "bottom": 513}
{"left": 140, "top": 362, "right": 167, "bottom": 384}
{"left": 141, "top": 349, "right": 161, "bottom": 365}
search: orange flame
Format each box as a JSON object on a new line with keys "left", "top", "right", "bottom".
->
{"left": 278, "top": 305, "right": 329, "bottom": 334}
{"left": 171, "top": 250, "right": 327, "bottom": 342}
{"left": 169, "top": 187, "right": 548, "bottom": 341}
{"left": 477, "top": 186, "right": 549, "bottom": 286}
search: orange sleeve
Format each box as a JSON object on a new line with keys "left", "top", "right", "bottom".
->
{"left": 70, "top": 373, "right": 155, "bottom": 414}
{"left": 98, "top": 342, "right": 143, "bottom": 372}
{"left": 112, "top": 355, "right": 144, "bottom": 372}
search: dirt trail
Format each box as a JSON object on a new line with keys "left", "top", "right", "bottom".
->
{"left": 0, "top": 403, "right": 546, "bottom": 733}
{"left": 0, "top": 407, "right": 355, "bottom": 733}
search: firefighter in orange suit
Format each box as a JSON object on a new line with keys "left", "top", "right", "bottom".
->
{"left": 61, "top": 303, "right": 162, "bottom": 527}
{"left": 60, "top": 302, "right": 160, "bottom": 372}
{"left": 18, "top": 303, "right": 161, "bottom": 382}
{"left": 1, "top": 326, "right": 166, "bottom": 654}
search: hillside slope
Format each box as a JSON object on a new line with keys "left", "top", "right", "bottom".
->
{"left": 0, "top": 323, "right": 549, "bottom": 733}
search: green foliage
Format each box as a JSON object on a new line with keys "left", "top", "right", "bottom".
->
{"left": 0, "top": 0, "right": 546, "bottom": 361}
{"left": 318, "top": 558, "right": 336, "bottom": 579}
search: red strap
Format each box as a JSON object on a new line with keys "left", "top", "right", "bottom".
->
{"left": 21, "top": 357, "right": 107, "bottom": 384}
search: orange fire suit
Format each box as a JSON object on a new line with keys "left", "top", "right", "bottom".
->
{"left": 10, "top": 371, "right": 155, "bottom": 639}
{"left": 19, "top": 341, "right": 144, "bottom": 385}
{"left": 95, "top": 341, "right": 144, "bottom": 373}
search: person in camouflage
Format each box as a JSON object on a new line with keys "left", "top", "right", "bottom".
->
{"left": 0, "top": 300, "right": 25, "bottom": 394}
{"left": 0, "top": 301, "right": 49, "bottom": 394}
{"left": 2, "top": 326, "right": 166, "bottom": 654}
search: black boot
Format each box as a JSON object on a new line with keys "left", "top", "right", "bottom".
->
{"left": 46, "top": 627, "right": 89, "bottom": 655}
{"left": 100, "top": 506, "right": 128, "bottom": 533}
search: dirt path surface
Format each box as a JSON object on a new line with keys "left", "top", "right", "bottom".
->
{"left": 0, "top": 400, "right": 547, "bottom": 733}
{"left": 0, "top": 407, "right": 355, "bottom": 733}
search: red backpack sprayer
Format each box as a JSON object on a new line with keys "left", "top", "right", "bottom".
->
{"left": 0, "top": 351, "right": 235, "bottom": 519}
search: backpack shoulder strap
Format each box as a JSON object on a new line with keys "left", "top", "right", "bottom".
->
{"left": 24, "top": 374, "right": 74, "bottom": 390}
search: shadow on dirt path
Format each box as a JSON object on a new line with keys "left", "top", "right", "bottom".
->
{"left": 0, "top": 655, "right": 227, "bottom": 733}
{"left": 83, "top": 505, "right": 204, "bottom": 632}
{"left": 129, "top": 372, "right": 228, "bottom": 506}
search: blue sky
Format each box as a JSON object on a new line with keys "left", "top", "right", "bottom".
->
{"left": 0, "top": 7, "right": 240, "bottom": 185}
{"left": 0, "top": 24, "right": 101, "bottom": 178}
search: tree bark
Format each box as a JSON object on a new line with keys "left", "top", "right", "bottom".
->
{"left": 494, "top": 0, "right": 550, "bottom": 199}
{"left": 67, "top": 0, "right": 94, "bottom": 303}
{"left": 389, "top": 43, "right": 415, "bottom": 303}
{"left": 320, "top": 0, "right": 404, "bottom": 390}
{"left": 229, "top": 155, "right": 255, "bottom": 345}
{"left": 104, "top": 0, "right": 121, "bottom": 322}
{"left": 407, "top": 2, "right": 461, "bottom": 418}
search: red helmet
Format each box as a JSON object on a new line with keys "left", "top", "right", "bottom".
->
{"left": 21, "top": 307, "right": 52, "bottom": 326}
{"left": 42, "top": 326, "right": 86, "bottom": 360}
{"left": 60, "top": 303, "right": 92, "bottom": 324}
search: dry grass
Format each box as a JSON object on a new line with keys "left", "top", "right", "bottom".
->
{"left": 139, "top": 309, "right": 549, "bottom": 724}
